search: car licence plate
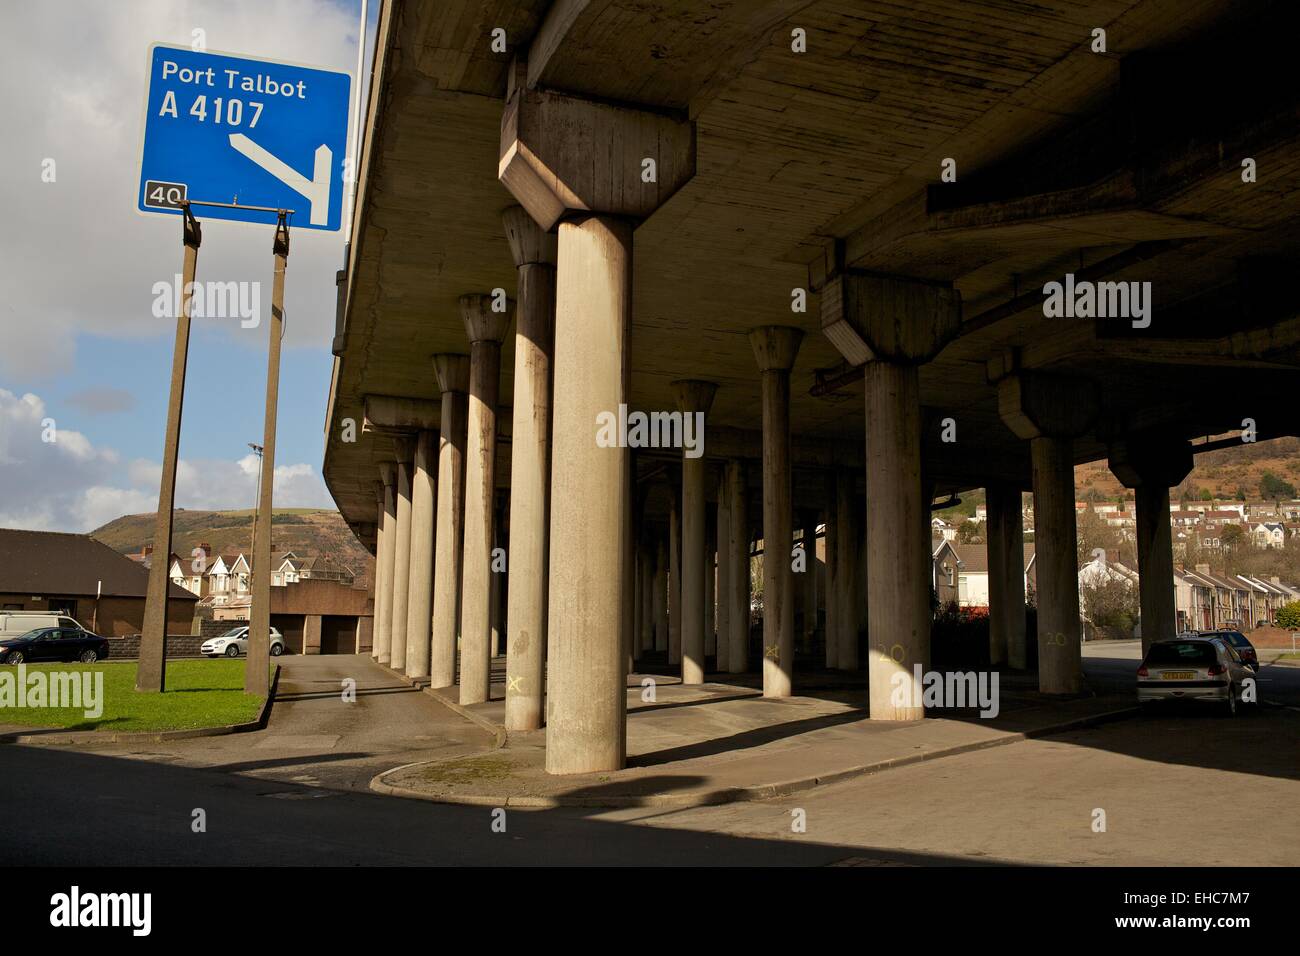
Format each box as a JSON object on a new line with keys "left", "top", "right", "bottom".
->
{"left": 1161, "top": 671, "right": 1195, "bottom": 680}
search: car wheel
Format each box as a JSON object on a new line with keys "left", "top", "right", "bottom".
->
{"left": 1224, "top": 684, "right": 1237, "bottom": 717}
{"left": 269, "top": 643, "right": 283, "bottom": 657}
{"left": 225, "top": 644, "right": 240, "bottom": 658}
{"left": 79, "top": 649, "right": 99, "bottom": 663}
{"left": 4, "top": 650, "right": 23, "bottom": 664}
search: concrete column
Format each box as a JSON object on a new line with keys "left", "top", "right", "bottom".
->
{"left": 725, "top": 459, "right": 749, "bottom": 673}
{"left": 667, "top": 475, "right": 682, "bottom": 667}
{"left": 458, "top": 294, "right": 511, "bottom": 706}
{"left": 986, "top": 483, "right": 1025, "bottom": 669}
{"left": 716, "top": 472, "right": 732, "bottom": 673}
{"left": 798, "top": 509, "right": 818, "bottom": 654}
{"left": 622, "top": 457, "right": 636, "bottom": 678}
{"left": 704, "top": 508, "right": 717, "bottom": 660}
{"left": 673, "top": 380, "right": 717, "bottom": 685}
{"left": 638, "top": 537, "right": 654, "bottom": 656}
{"left": 373, "top": 475, "right": 395, "bottom": 663}
{"left": 405, "top": 428, "right": 436, "bottom": 679}
{"left": 823, "top": 471, "right": 839, "bottom": 669}
{"left": 1134, "top": 484, "right": 1175, "bottom": 650}
{"left": 835, "top": 468, "right": 860, "bottom": 671}
{"left": 303, "top": 614, "right": 322, "bottom": 655}
{"left": 1031, "top": 436, "right": 1083, "bottom": 693}
{"left": 749, "top": 327, "right": 803, "bottom": 697}
{"left": 997, "top": 370, "right": 1098, "bottom": 693}
{"left": 544, "top": 214, "right": 632, "bottom": 774}
{"left": 633, "top": 538, "right": 645, "bottom": 661}
{"left": 818, "top": 271, "right": 961, "bottom": 717}
{"left": 864, "top": 363, "right": 930, "bottom": 717}
{"left": 497, "top": 66, "right": 693, "bottom": 771}
{"left": 430, "top": 355, "right": 469, "bottom": 689}
{"left": 503, "top": 205, "right": 557, "bottom": 730}
{"left": 1109, "top": 436, "right": 1193, "bottom": 654}
{"left": 388, "top": 437, "right": 415, "bottom": 673}
{"left": 653, "top": 533, "right": 668, "bottom": 652}
{"left": 490, "top": 500, "right": 505, "bottom": 658}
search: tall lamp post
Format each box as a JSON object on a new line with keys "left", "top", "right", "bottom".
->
{"left": 248, "top": 443, "right": 264, "bottom": 584}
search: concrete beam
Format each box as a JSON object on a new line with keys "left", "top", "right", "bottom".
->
{"left": 363, "top": 394, "right": 441, "bottom": 433}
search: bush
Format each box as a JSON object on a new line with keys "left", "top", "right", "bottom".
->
{"left": 931, "top": 601, "right": 989, "bottom": 671}
{"left": 1277, "top": 601, "right": 1300, "bottom": 629}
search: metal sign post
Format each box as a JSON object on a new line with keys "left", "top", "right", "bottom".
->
{"left": 246, "top": 212, "right": 290, "bottom": 697}
{"left": 137, "top": 204, "right": 201, "bottom": 693}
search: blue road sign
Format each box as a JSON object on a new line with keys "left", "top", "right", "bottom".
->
{"left": 138, "top": 44, "right": 351, "bottom": 230}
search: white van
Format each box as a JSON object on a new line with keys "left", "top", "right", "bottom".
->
{"left": 0, "top": 611, "right": 85, "bottom": 638}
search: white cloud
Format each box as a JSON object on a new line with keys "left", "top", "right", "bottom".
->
{"left": 0, "top": 387, "right": 331, "bottom": 532}
{"left": 0, "top": 0, "right": 364, "bottom": 382}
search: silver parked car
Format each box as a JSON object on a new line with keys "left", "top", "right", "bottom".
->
{"left": 1137, "top": 635, "right": 1253, "bottom": 716}
{"left": 201, "top": 625, "right": 285, "bottom": 658}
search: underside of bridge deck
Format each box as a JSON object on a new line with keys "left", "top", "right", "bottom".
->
{"left": 323, "top": 0, "right": 1299, "bottom": 770}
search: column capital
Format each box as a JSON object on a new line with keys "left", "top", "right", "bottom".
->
{"left": 503, "top": 204, "right": 557, "bottom": 267}
{"left": 997, "top": 370, "right": 1099, "bottom": 441}
{"left": 433, "top": 353, "right": 470, "bottom": 394}
{"left": 499, "top": 60, "right": 696, "bottom": 231}
{"left": 749, "top": 325, "right": 804, "bottom": 372}
{"left": 1108, "top": 433, "right": 1194, "bottom": 489}
{"left": 391, "top": 434, "right": 416, "bottom": 463}
{"left": 378, "top": 460, "right": 396, "bottom": 487}
{"left": 671, "top": 379, "right": 718, "bottom": 415}
{"left": 820, "top": 271, "right": 960, "bottom": 365}
{"left": 461, "top": 293, "right": 513, "bottom": 344}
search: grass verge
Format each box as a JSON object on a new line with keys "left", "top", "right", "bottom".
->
{"left": 0, "top": 659, "right": 266, "bottom": 733}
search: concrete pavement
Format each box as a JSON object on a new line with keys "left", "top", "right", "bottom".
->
{"left": 47, "top": 654, "right": 494, "bottom": 793}
{"left": 1, "top": 653, "right": 1296, "bottom": 866}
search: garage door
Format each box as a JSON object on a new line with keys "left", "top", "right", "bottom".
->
{"left": 272, "top": 614, "right": 305, "bottom": 654}
{"left": 319, "top": 615, "right": 357, "bottom": 655}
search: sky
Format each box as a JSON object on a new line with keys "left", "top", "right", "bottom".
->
{"left": 0, "top": 0, "right": 378, "bottom": 533}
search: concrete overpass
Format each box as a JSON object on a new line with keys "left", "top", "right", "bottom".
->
{"left": 322, "top": 0, "right": 1300, "bottom": 773}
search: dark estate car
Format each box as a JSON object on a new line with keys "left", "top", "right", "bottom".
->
{"left": 1199, "top": 629, "right": 1259, "bottom": 670}
{"left": 0, "top": 626, "right": 110, "bottom": 664}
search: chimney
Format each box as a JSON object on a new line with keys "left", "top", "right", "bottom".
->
{"left": 1196, "top": 563, "right": 1211, "bottom": 574}
{"left": 142, "top": 545, "right": 153, "bottom": 557}
{"left": 1271, "top": 576, "right": 1281, "bottom": 585}
{"left": 197, "top": 542, "right": 211, "bottom": 558}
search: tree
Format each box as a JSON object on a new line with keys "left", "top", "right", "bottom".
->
{"left": 1220, "top": 523, "right": 1246, "bottom": 555}
{"left": 1079, "top": 574, "right": 1140, "bottom": 634}
{"left": 1277, "top": 601, "right": 1300, "bottom": 630}
{"left": 956, "top": 518, "right": 984, "bottom": 543}
{"left": 1260, "top": 472, "right": 1297, "bottom": 501}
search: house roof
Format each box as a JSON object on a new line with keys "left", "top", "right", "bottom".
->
{"left": 0, "top": 529, "right": 197, "bottom": 601}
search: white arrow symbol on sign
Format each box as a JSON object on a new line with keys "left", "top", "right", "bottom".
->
{"left": 229, "top": 133, "right": 331, "bottom": 226}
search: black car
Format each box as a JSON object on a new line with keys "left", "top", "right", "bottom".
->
{"left": 0, "top": 626, "right": 110, "bottom": 664}
{"left": 1200, "top": 629, "right": 1258, "bottom": 670}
